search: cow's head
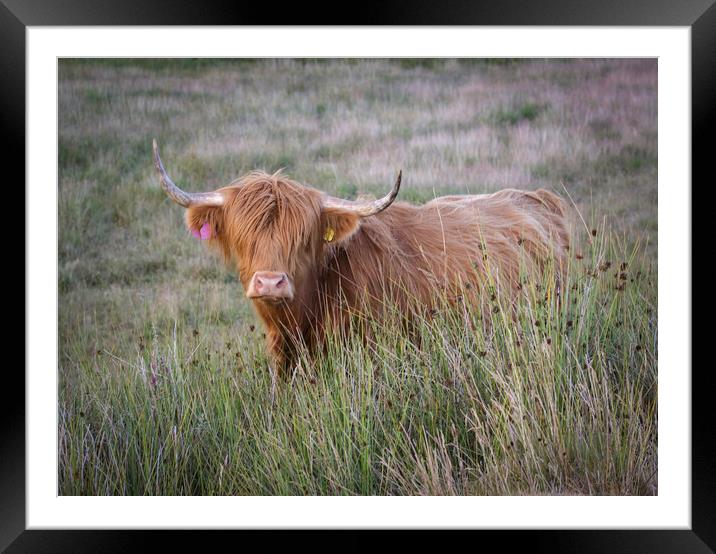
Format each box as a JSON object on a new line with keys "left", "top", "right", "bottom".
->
{"left": 153, "top": 140, "right": 401, "bottom": 307}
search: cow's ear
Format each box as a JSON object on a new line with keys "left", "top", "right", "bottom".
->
{"left": 185, "top": 205, "right": 223, "bottom": 241}
{"left": 321, "top": 208, "right": 361, "bottom": 244}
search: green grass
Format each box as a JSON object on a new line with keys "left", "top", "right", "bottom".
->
{"left": 491, "top": 101, "right": 547, "bottom": 126}
{"left": 58, "top": 58, "right": 657, "bottom": 495}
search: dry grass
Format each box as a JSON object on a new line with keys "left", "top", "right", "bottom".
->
{"left": 58, "top": 58, "right": 657, "bottom": 496}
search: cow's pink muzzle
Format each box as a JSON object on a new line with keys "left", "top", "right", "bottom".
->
{"left": 246, "top": 272, "right": 294, "bottom": 302}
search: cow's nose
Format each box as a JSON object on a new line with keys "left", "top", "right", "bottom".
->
{"left": 246, "top": 271, "right": 294, "bottom": 301}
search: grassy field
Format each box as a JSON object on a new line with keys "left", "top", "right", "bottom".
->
{"left": 58, "top": 58, "right": 657, "bottom": 496}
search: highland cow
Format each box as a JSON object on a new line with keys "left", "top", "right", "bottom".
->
{"left": 153, "top": 140, "right": 569, "bottom": 373}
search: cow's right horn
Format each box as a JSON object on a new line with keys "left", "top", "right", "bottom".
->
{"left": 322, "top": 170, "right": 402, "bottom": 217}
{"left": 153, "top": 139, "right": 225, "bottom": 208}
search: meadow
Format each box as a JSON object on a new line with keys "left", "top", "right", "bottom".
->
{"left": 58, "top": 58, "right": 657, "bottom": 495}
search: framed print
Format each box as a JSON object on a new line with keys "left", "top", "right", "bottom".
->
{"left": 7, "top": 1, "right": 710, "bottom": 551}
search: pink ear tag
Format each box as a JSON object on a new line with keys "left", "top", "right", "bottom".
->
{"left": 191, "top": 228, "right": 201, "bottom": 238}
{"left": 199, "top": 222, "right": 212, "bottom": 240}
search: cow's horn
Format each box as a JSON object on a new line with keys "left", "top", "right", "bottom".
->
{"left": 322, "top": 170, "right": 402, "bottom": 217}
{"left": 153, "top": 139, "right": 225, "bottom": 208}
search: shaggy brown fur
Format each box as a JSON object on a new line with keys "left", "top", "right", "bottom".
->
{"left": 185, "top": 171, "right": 570, "bottom": 373}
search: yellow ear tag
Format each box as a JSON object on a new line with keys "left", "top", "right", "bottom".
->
{"left": 324, "top": 226, "right": 335, "bottom": 242}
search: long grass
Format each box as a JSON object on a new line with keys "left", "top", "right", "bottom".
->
{"left": 58, "top": 58, "right": 657, "bottom": 495}
{"left": 58, "top": 222, "right": 656, "bottom": 496}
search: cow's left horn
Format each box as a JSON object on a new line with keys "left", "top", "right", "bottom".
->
{"left": 322, "top": 170, "right": 402, "bottom": 217}
{"left": 153, "top": 139, "right": 225, "bottom": 208}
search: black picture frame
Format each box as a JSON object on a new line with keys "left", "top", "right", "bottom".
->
{"left": 6, "top": 1, "right": 710, "bottom": 551}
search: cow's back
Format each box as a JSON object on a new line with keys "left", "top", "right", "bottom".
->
{"left": 321, "top": 187, "right": 570, "bottom": 329}
{"left": 398, "top": 187, "right": 569, "bottom": 292}
{"left": 424, "top": 188, "right": 569, "bottom": 261}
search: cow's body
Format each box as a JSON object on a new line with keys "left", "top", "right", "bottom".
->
{"left": 153, "top": 141, "right": 569, "bottom": 373}
{"left": 303, "top": 188, "right": 568, "bottom": 362}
